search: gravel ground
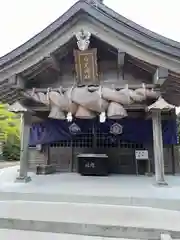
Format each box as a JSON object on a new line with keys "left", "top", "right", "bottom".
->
{"left": 0, "top": 161, "right": 19, "bottom": 169}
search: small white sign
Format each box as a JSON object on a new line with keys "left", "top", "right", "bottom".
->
{"left": 36, "top": 144, "right": 42, "bottom": 151}
{"left": 135, "top": 150, "right": 148, "bottom": 160}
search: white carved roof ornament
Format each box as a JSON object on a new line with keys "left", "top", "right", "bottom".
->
{"left": 147, "top": 96, "right": 175, "bottom": 111}
{"left": 76, "top": 29, "right": 91, "bottom": 51}
{"left": 8, "top": 101, "right": 27, "bottom": 113}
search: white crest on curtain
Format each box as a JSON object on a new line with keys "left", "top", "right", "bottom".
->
{"left": 110, "top": 123, "right": 123, "bottom": 135}
{"left": 69, "top": 123, "right": 81, "bottom": 134}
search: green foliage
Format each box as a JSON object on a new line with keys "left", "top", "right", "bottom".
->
{"left": 0, "top": 104, "right": 20, "bottom": 142}
{"left": 0, "top": 104, "right": 20, "bottom": 161}
{"left": 3, "top": 136, "right": 20, "bottom": 161}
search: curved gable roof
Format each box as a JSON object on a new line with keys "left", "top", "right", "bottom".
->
{"left": 0, "top": 0, "right": 180, "bottom": 69}
{"left": 99, "top": 2, "right": 180, "bottom": 49}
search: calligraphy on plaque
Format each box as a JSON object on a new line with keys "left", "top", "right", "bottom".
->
{"left": 85, "top": 162, "right": 95, "bottom": 168}
{"left": 73, "top": 48, "right": 98, "bottom": 85}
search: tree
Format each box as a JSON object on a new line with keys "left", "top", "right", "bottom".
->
{"left": 0, "top": 104, "right": 20, "bottom": 141}
{"left": 0, "top": 104, "right": 20, "bottom": 161}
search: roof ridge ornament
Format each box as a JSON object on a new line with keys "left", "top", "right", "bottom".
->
{"left": 76, "top": 29, "right": 91, "bottom": 51}
{"left": 86, "top": 0, "right": 104, "bottom": 8}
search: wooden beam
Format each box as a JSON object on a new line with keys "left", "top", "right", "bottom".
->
{"left": 22, "top": 83, "right": 158, "bottom": 93}
{"left": 22, "top": 55, "right": 60, "bottom": 80}
{"left": 163, "top": 84, "right": 179, "bottom": 91}
{"left": 26, "top": 65, "right": 47, "bottom": 79}
{"left": 128, "top": 59, "right": 155, "bottom": 73}
{"left": 8, "top": 74, "right": 25, "bottom": 89}
{"left": 153, "top": 67, "right": 168, "bottom": 85}
{"left": 22, "top": 59, "right": 48, "bottom": 79}
{"left": 25, "top": 105, "right": 49, "bottom": 112}
{"left": 0, "top": 92, "right": 21, "bottom": 103}
{"left": 0, "top": 79, "right": 15, "bottom": 89}
{"left": 16, "top": 75, "right": 25, "bottom": 89}
{"left": 130, "top": 57, "right": 156, "bottom": 72}
{"left": 44, "top": 54, "right": 61, "bottom": 73}
{"left": 0, "top": 89, "right": 18, "bottom": 101}
{"left": 117, "top": 50, "right": 125, "bottom": 80}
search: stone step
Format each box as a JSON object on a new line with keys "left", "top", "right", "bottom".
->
{"left": 1, "top": 219, "right": 180, "bottom": 240}
{"left": 0, "top": 201, "right": 180, "bottom": 239}
{"left": 0, "top": 229, "right": 130, "bottom": 240}
{"left": 0, "top": 229, "right": 177, "bottom": 240}
{"left": 0, "top": 191, "right": 180, "bottom": 211}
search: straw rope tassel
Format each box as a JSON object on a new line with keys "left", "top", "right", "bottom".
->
{"left": 142, "top": 82, "right": 146, "bottom": 98}
{"left": 99, "top": 86, "right": 106, "bottom": 122}
{"left": 46, "top": 88, "right": 50, "bottom": 105}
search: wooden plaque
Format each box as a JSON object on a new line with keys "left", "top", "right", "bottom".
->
{"left": 73, "top": 48, "right": 98, "bottom": 85}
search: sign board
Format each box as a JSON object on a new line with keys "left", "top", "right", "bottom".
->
{"left": 74, "top": 48, "right": 98, "bottom": 85}
{"left": 36, "top": 144, "right": 42, "bottom": 151}
{"left": 135, "top": 150, "right": 148, "bottom": 160}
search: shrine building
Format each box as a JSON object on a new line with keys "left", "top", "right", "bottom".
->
{"left": 1, "top": 0, "right": 180, "bottom": 184}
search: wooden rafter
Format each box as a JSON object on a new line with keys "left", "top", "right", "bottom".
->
{"left": 127, "top": 56, "right": 156, "bottom": 73}
{"left": 44, "top": 54, "right": 61, "bottom": 73}
{"left": 163, "top": 86, "right": 180, "bottom": 95}
{"left": 22, "top": 54, "right": 62, "bottom": 80}
{"left": 153, "top": 67, "right": 169, "bottom": 85}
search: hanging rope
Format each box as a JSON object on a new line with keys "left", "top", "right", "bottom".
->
{"left": 98, "top": 85, "right": 106, "bottom": 122}
{"left": 31, "top": 88, "right": 36, "bottom": 96}
{"left": 46, "top": 87, "right": 51, "bottom": 105}
{"left": 142, "top": 82, "right": 146, "bottom": 98}
{"left": 99, "top": 86, "right": 103, "bottom": 112}
{"left": 66, "top": 85, "right": 76, "bottom": 122}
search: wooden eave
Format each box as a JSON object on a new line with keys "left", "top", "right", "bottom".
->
{"left": 0, "top": 80, "right": 24, "bottom": 105}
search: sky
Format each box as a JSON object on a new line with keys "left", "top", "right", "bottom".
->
{"left": 0, "top": 0, "right": 179, "bottom": 57}
{"left": 0, "top": 0, "right": 180, "bottom": 111}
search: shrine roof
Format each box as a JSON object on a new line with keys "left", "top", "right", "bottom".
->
{"left": 0, "top": 0, "right": 180, "bottom": 107}
{"left": 0, "top": 0, "right": 180, "bottom": 69}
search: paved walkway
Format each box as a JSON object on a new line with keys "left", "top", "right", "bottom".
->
{"left": 0, "top": 167, "right": 180, "bottom": 210}
{"left": 0, "top": 167, "right": 179, "bottom": 236}
{"left": 0, "top": 229, "right": 124, "bottom": 240}
{"left": 0, "top": 161, "right": 19, "bottom": 169}
{"left": 0, "top": 168, "right": 180, "bottom": 199}
{"left": 0, "top": 201, "right": 179, "bottom": 231}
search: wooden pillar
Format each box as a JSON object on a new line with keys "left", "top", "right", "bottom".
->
{"left": 16, "top": 112, "right": 31, "bottom": 183}
{"left": 117, "top": 50, "right": 125, "bottom": 80}
{"left": 152, "top": 111, "right": 167, "bottom": 185}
